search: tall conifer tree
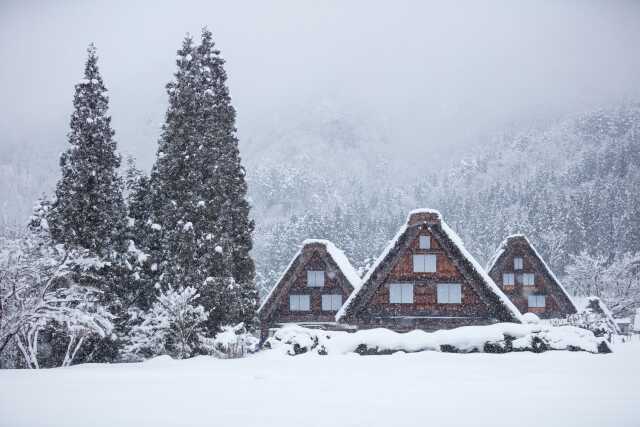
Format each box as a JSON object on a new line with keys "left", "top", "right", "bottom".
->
{"left": 48, "top": 44, "right": 126, "bottom": 256}
{"left": 150, "top": 30, "right": 257, "bottom": 334}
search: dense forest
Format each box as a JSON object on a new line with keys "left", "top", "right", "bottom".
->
{"left": 249, "top": 104, "right": 640, "bottom": 317}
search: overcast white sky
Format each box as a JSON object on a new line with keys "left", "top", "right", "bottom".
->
{"left": 1, "top": 0, "right": 640, "bottom": 168}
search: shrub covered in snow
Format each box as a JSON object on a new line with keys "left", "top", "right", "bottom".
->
{"left": 264, "top": 323, "right": 611, "bottom": 356}
{"left": 567, "top": 296, "right": 619, "bottom": 342}
{"left": 200, "top": 322, "right": 259, "bottom": 359}
{"left": 123, "top": 286, "right": 208, "bottom": 360}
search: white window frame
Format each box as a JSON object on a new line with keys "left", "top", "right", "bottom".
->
{"left": 413, "top": 254, "right": 437, "bottom": 273}
{"left": 514, "top": 257, "right": 524, "bottom": 270}
{"left": 307, "top": 270, "right": 325, "bottom": 287}
{"left": 321, "top": 294, "right": 342, "bottom": 311}
{"left": 389, "top": 283, "right": 414, "bottom": 304}
{"left": 289, "top": 294, "right": 310, "bottom": 311}
{"left": 522, "top": 273, "right": 535, "bottom": 286}
{"left": 437, "top": 283, "right": 462, "bottom": 304}
{"left": 528, "top": 295, "right": 545, "bottom": 308}
{"left": 419, "top": 235, "right": 431, "bottom": 249}
{"left": 503, "top": 273, "right": 515, "bottom": 286}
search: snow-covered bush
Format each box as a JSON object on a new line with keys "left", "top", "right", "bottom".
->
{"left": 200, "top": 322, "right": 259, "bottom": 359}
{"left": 124, "top": 286, "right": 208, "bottom": 360}
{"left": 1, "top": 238, "right": 114, "bottom": 368}
{"left": 567, "top": 297, "right": 619, "bottom": 342}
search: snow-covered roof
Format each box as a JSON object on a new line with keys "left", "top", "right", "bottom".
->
{"left": 406, "top": 208, "right": 442, "bottom": 221}
{"left": 258, "top": 239, "right": 361, "bottom": 316}
{"left": 634, "top": 308, "right": 640, "bottom": 332}
{"left": 257, "top": 247, "right": 302, "bottom": 314}
{"left": 487, "top": 234, "right": 578, "bottom": 313}
{"left": 301, "top": 239, "right": 362, "bottom": 290}
{"left": 337, "top": 210, "right": 522, "bottom": 323}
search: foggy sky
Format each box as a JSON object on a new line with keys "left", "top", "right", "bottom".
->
{"left": 1, "top": 0, "right": 640, "bottom": 169}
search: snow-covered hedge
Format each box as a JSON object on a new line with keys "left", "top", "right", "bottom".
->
{"left": 264, "top": 322, "right": 612, "bottom": 356}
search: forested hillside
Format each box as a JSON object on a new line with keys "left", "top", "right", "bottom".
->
{"left": 249, "top": 104, "right": 640, "bottom": 315}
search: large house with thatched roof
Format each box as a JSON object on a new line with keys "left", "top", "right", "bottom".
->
{"left": 336, "top": 209, "right": 522, "bottom": 331}
{"left": 257, "top": 239, "right": 361, "bottom": 340}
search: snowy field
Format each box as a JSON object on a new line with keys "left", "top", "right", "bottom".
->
{"left": 1, "top": 342, "right": 639, "bottom": 427}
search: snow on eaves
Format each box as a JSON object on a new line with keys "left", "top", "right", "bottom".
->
{"left": 336, "top": 223, "right": 408, "bottom": 321}
{"left": 257, "top": 248, "right": 302, "bottom": 315}
{"left": 302, "top": 239, "right": 362, "bottom": 291}
{"left": 439, "top": 222, "right": 523, "bottom": 323}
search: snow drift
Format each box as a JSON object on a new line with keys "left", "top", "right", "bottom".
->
{"left": 264, "top": 322, "right": 611, "bottom": 356}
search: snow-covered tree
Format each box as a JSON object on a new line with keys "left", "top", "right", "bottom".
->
{"left": 0, "top": 200, "right": 113, "bottom": 368}
{"left": 47, "top": 44, "right": 126, "bottom": 256}
{"left": 565, "top": 251, "right": 640, "bottom": 317}
{"left": 124, "top": 286, "right": 208, "bottom": 359}
{"left": 148, "top": 29, "right": 257, "bottom": 335}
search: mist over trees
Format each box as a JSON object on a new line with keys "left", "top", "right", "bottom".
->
{"left": 250, "top": 104, "right": 640, "bottom": 317}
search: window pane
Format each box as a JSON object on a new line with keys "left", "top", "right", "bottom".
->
{"left": 332, "top": 294, "right": 342, "bottom": 310}
{"left": 514, "top": 257, "right": 523, "bottom": 270}
{"left": 402, "top": 283, "right": 414, "bottom": 304}
{"left": 449, "top": 283, "right": 462, "bottom": 303}
{"left": 419, "top": 235, "right": 431, "bottom": 249}
{"left": 290, "top": 295, "right": 299, "bottom": 311}
{"left": 299, "top": 295, "right": 310, "bottom": 311}
{"left": 307, "top": 270, "right": 324, "bottom": 287}
{"left": 437, "top": 283, "right": 448, "bottom": 303}
{"left": 390, "top": 283, "right": 402, "bottom": 303}
{"left": 321, "top": 295, "right": 332, "bottom": 311}
{"left": 425, "top": 254, "right": 437, "bottom": 272}
{"left": 413, "top": 255, "right": 425, "bottom": 273}
{"left": 503, "top": 273, "right": 515, "bottom": 285}
{"left": 523, "top": 273, "right": 534, "bottom": 286}
{"left": 528, "top": 295, "right": 545, "bottom": 308}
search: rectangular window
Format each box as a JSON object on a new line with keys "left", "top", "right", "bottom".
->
{"left": 514, "top": 257, "right": 523, "bottom": 270}
{"left": 290, "top": 295, "right": 310, "bottom": 311}
{"left": 419, "top": 235, "right": 431, "bottom": 249}
{"left": 437, "top": 283, "right": 462, "bottom": 304}
{"left": 528, "top": 295, "right": 545, "bottom": 308}
{"left": 307, "top": 270, "right": 325, "bottom": 287}
{"left": 321, "top": 294, "right": 342, "bottom": 311}
{"left": 522, "top": 273, "right": 535, "bottom": 286}
{"left": 503, "top": 273, "right": 515, "bottom": 286}
{"left": 413, "top": 254, "right": 437, "bottom": 273}
{"left": 389, "top": 283, "right": 414, "bottom": 304}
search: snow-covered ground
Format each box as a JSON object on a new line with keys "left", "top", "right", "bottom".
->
{"left": 2, "top": 341, "right": 639, "bottom": 427}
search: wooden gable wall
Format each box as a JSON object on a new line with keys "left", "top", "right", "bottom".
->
{"left": 488, "top": 237, "right": 576, "bottom": 319}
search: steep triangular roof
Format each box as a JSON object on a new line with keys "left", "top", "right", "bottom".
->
{"left": 337, "top": 209, "right": 522, "bottom": 323}
{"left": 258, "top": 239, "right": 361, "bottom": 321}
{"left": 487, "top": 234, "right": 578, "bottom": 314}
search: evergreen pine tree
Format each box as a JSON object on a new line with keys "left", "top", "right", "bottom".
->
{"left": 150, "top": 30, "right": 257, "bottom": 335}
{"left": 46, "top": 45, "right": 128, "bottom": 361}
{"left": 48, "top": 44, "right": 127, "bottom": 257}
